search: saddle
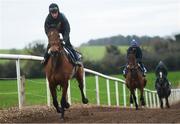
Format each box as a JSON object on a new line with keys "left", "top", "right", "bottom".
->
{"left": 63, "top": 46, "right": 82, "bottom": 66}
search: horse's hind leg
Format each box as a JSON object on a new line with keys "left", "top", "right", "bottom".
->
{"left": 49, "top": 84, "right": 62, "bottom": 113}
{"left": 75, "top": 67, "right": 88, "bottom": 104}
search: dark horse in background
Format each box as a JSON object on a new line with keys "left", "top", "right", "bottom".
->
{"left": 155, "top": 62, "right": 171, "bottom": 109}
{"left": 45, "top": 28, "right": 88, "bottom": 118}
{"left": 125, "top": 50, "right": 147, "bottom": 110}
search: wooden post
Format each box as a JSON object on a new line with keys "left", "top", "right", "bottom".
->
{"left": 20, "top": 75, "right": 25, "bottom": 107}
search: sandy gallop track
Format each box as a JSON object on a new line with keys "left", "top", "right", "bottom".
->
{"left": 0, "top": 103, "right": 180, "bottom": 123}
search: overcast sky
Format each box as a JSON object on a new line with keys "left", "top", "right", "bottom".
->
{"left": 0, "top": 0, "right": 180, "bottom": 49}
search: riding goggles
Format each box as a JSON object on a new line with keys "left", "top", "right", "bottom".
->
{"left": 49, "top": 7, "right": 58, "bottom": 13}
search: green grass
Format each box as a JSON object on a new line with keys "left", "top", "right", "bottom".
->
{"left": 78, "top": 45, "right": 128, "bottom": 61}
{"left": 79, "top": 46, "right": 106, "bottom": 61}
{"left": 0, "top": 71, "right": 179, "bottom": 109}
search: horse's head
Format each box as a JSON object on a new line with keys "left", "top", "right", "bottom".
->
{"left": 47, "top": 28, "right": 63, "bottom": 55}
{"left": 127, "top": 52, "right": 139, "bottom": 78}
{"left": 157, "top": 71, "right": 168, "bottom": 87}
{"left": 128, "top": 50, "right": 136, "bottom": 65}
{"left": 159, "top": 72, "right": 163, "bottom": 79}
{"left": 47, "top": 28, "right": 64, "bottom": 69}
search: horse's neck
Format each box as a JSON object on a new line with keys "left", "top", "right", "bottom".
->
{"left": 128, "top": 58, "right": 136, "bottom": 66}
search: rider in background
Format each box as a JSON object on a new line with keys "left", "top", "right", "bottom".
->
{"left": 123, "top": 39, "right": 147, "bottom": 77}
{"left": 155, "top": 61, "right": 168, "bottom": 78}
{"left": 155, "top": 61, "right": 170, "bottom": 90}
{"left": 42, "top": 3, "right": 81, "bottom": 65}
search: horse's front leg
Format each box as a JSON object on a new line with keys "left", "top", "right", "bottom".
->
{"left": 49, "top": 84, "right": 62, "bottom": 113}
{"left": 130, "top": 93, "right": 134, "bottom": 107}
{"left": 140, "top": 88, "right": 145, "bottom": 106}
{"left": 76, "top": 67, "right": 88, "bottom": 104}
{"left": 60, "top": 80, "right": 70, "bottom": 118}
{"left": 165, "top": 97, "right": 170, "bottom": 108}
{"left": 159, "top": 97, "right": 163, "bottom": 109}
{"left": 131, "top": 89, "right": 138, "bottom": 110}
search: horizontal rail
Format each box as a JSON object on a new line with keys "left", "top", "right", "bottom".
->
{"left": 0, "top": 54, "right": 43, "bottom": 61}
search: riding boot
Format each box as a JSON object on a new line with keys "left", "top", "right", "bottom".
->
{"left": 139, "top": 63, "right": 146, "bottom": 77}
{"left": 66, "top": 45, "right": 82, "bottom": 66}
{"left": 41, "top": 44, "right": 50, "bottom": 65}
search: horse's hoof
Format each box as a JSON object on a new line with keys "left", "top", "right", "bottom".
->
{"left": 60, "top": 109, "right": 65, "bottom": 119}
{"left": 65, "top": 102, "right": 70, "bottom": 109}
{"left": 141, "top": 106, "right": 145, "bottom": 108}
{"left": 141, "top": 101, "right": 145, "bottom": 106}
{"left": 82, "top": 98, "right": 88, "bottom": 104}
{"left": 166, "top": 105, "right": 170, "bottom": 108}
{"left": 57, "top": 107, "right": 63, "bottom": 113}
{"left": 130, "top": 104, "right": 133, "bottom": 108}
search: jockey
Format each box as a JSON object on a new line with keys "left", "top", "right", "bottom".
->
{"left": 123, "top": 39, "right": 147, "bottom": 77}
{"left": 155, "top": 61, "right": 170, "bottom": 90}
{"left": 155, "top": 61, "right": 168, "bottom": 78}
{"left": 42, "top": 3, "right": 82, "bottom": 65}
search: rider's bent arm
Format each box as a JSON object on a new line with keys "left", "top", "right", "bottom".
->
{"left": 44, "top": 15, "right": 51, "bottom": 35}
{"left": 61, "top": 13, "right": 70, "bottom": 43}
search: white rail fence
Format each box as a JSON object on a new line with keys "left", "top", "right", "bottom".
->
{"left": 0, "top": 54, "right": 180, "bottom": 109}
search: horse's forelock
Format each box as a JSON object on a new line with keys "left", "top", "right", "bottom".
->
{"left": 47, "top": 29, "right": 60, "bottom": 46}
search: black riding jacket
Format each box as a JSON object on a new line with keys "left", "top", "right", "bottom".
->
{"left": 155, "top": 62, "right": 168, "bottom": 77}
{"left": 44, "top": 12, "right": 70, "bottom": 44}
{"left": 127, "top": 46, "right": 142, "bottom": 62}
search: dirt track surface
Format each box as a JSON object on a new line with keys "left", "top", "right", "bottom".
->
{"left": 0, "top": 103, "right": 180, "bottom": 123}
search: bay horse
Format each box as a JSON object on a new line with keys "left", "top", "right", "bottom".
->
{"left": 125, "top": 50, "right": 146, "bottom": 110}
{"left": 155, "top": 71, "right": 171, "bottom": 109}
{"left": 45, "top": 28, "right": 88, "bottom": 118}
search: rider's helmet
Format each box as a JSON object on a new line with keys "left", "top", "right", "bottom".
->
{"left": 130, "top": 39, "right": 138, "bottom": 47}
{"left": 49, "top": 3, "right": 59, "bottom": 13}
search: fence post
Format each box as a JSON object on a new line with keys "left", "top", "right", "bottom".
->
{"left": 106, "top": 79, "right": 111, "bottom": 106}
{"left": 153, "top": 92, "right": 156, "bottom": 108}
{"left": 67, "top": 80, "right": 71, "bottom": 105}
{"left": 83, "top": 71, "right": 86, "bottom": 97}
{"left": 123, "top": 84, "right": 126, "bottom": 107}
{"left": 95, "top": 75, "right": 100, "bottom": 105}
{"left": 115, "top": 81, "right": 119, "bottom": 106}
{"left": 20, "top": 75, "right": 25, "bottom": 107}
{"left": 46, "top": 77, "right": 51, "bottom": 106}
{"left": 145, "top": 91, "right": 148, "bottom": 107}
{"left": 149, "top": 92, "right": 152, "bottom": 108}
{"left": 16, "top": 59, "right": 22, "bottom": 109}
